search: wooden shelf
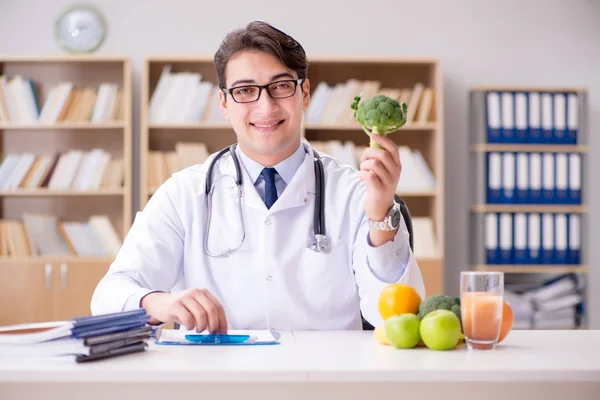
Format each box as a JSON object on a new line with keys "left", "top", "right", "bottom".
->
{"left": 468, "top": 86, "right": 590, "bottom": 331}
{"left": 471, "top": 204, "right": 587, "bottom": 213}
{"left": 0, "top": 189, "right": 124, "bottom": 197}
{"left": 147, "top": 122, "right": 438, "bottom": 131}
{"left": 470, "top": 144, "right": 588, "bottom": 153}
{"left": 0, "top": 122, "right": 125, "bottom": 130}
{"left": 0, "top": 55, "right": 132, "bottom": 326}
{"left": 0, "top": 256, "right": 114, "bottom": 264}
{"left": 305, "top": 122, "right": 437, "bottom": 131}
{"left": 474, "top": 265, "right": 588, "bottom": 274}
{"left": 471, "top": 86, "right": 587, "bottom": 93}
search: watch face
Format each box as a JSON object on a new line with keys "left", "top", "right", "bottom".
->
{"left": 55, "top": 5, "right": 106, "bottom": 53}
{"left": 391, "top": 208, "right": 401, "bottom": 228}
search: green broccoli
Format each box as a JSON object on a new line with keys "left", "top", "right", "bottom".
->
{"left": 350, "top": 93, "right": 408, "bottom": 148}
{"left": 417, "top": 295, "right": 461, "bottom": 321}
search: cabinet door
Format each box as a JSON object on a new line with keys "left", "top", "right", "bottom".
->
{"left": 54, "top": 261, "right": 110, "bottom": 320}
{"left": 0, "top": 262, "right": 55, "bottom": 325}
{"left": 419, "top": 259, "right": 444, "bottom": 296}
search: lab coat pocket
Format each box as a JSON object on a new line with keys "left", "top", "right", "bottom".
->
{"left": 298, "top": 241, "right": 355, "bottom": 310}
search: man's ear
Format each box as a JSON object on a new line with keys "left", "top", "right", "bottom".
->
{"left": 219, "top": 89, "right": 230, "bottom": 120}
{"left": 302, "top": 78, "right": 310, "bottom": 111}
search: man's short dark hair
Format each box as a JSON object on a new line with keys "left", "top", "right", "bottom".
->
{"left": 214, "top": 21, "right": 308, "bottom": 90}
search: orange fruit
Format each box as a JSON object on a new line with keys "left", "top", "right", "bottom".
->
{"left": 378, "top": 283, "right": 422, "bottom": 320}
{"left": 498, "top": 300, "right": 514, "bottom": 343}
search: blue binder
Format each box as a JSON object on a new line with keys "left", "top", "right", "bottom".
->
{"left": 485, "top": 213, "right": 499, "bottom": 264}
{"left": 487, "top": 152, "right": 503, "bottom": 204}
{"left": 486, "top": 91, "right": 503, "bottom": 143}
{"left": 567, "top": 214, "right": 581, "bottom": 264}
{"left": 528, "top": 92, "right": 542, "bottom": 143}
{"left": 514, "top": 92, "right": 529, "bottom": 143}
{"left": 566, "top": 93, "right": 579, "bottom": 144}
{"left": 568, "top": 153, "right": 582, "bottom": 204}
{"left": 553, "top": 93, "right": 568, "bottom": 144}
{"left": 540, "top": 93, "right": 554, "bottom": 144}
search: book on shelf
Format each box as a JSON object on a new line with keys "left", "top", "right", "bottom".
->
{"left": 0, "top": 213, "right": 122, "bottom": 258}
{"left": 0, "top": 74, "right": 123, "bottom": 124}
{"left": 484, "top": 90, "right": 580, "bottom": 144}
{"left": 504, "top": 273, "right": 585, "bottom": 329}
{"left": 0, "top": 149, "right": 123, "bottom": 191}
{"left": 147, "top": 142, "right": 210, "bottom": 189}
{"left": 309, "top": 140, "right": 436, "bottom": 193}
{"left": 149, "top": 65, "right": 223, "bottom": 124}
{"left": 0, "top": 308, "right": 152, "bottom": 361}
{"left": 147, "top": 65, "right": 435, "bottom": 126}
{"left": 305, "top": 80, "right": 433, "bottom": 126}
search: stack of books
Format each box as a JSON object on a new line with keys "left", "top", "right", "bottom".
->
{"left": 0, "top": 309, "right": 152, "bottom": 362}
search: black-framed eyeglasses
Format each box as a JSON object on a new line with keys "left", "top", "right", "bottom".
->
{"left": 222, "top": 78, "right": 303, "bottom": 103}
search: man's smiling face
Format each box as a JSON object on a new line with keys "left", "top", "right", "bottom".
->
{"left": 219, "top": 49, "right": 310, "bottom": 166}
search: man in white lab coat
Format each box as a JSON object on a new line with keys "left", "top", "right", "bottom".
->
{"left": 91, "top": 21, "right": 426, "bottom": 333}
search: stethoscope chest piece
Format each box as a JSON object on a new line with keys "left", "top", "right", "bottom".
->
{"left": 310, "top": 234, "right": 331, "bottom": 253}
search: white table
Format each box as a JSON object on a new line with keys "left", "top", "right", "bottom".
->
{"left": 1, "top": 330, "right": 599, "bottom": 400}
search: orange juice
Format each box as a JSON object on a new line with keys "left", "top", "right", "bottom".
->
{"left": 461, "top": 291, "right": 503, "bottom": 350}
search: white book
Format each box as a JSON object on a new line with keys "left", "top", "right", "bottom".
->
{"left": 89, "top": 215, "right": 122, "bottom": 256}
{"left": 0, "top": 154, "right": 22, "bottom": 189}
{"left": 149, "top": 65, "right": 172, "bottom": 123}
{"left": 4, "top": 152, "right": 35, "bottom": 190}
{"left": 47, "top": 83, "right": 74, "bottom": 124}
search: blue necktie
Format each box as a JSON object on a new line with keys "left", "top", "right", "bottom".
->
{"left": 260, "top": 167, "right": 278, "bottom": 209}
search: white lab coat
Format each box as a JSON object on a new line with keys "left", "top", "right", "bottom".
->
{"left": 91, "top": 140, "right": 426, "bottom": 330}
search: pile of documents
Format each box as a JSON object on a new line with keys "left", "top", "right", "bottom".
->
{"left": 0, "top": 309, "right": 152, "bottom": 362}
{"left": 504, "top": 274, "right": 585, "bottom": 329}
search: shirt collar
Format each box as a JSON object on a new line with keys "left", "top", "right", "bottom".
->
{"left": 236, "top": 141, "right": 307, "bottom": 185}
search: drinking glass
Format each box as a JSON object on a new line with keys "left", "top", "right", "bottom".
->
{"left": 460, "top": 271, "right": 504, "bottom": 350}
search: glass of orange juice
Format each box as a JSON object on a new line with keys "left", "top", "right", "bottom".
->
{"left": 460, "top": 271, "right": 504, "bottom": 351}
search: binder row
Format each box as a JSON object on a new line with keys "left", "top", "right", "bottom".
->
{"left": 485, "top": 91, "right": 580, "bottom": 144}
{"left": 485, "top": 212, "right": 581, "bottom": 265}
{"left": 486, "top": 152, "right": 582, "bottom": 204}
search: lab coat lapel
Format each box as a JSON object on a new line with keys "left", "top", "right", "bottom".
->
{"left": 220, "top": 152, "right": 267, "bottom": 211}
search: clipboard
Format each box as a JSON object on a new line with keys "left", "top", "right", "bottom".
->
{"left": 155, "top": 329, "right": 280, "bottom": 346}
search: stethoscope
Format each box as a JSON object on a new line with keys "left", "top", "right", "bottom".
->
{"left": 203, "top": 144, "right": 330, "bottom": 257}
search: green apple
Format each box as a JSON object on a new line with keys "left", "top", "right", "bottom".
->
{"left": 384, "top": 314, "right": 421, "bottom": 349}
{"left": 419, "top": 309, "right": 462, "bottom": 351}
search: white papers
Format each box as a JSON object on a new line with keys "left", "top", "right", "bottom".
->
{"left": 0, "top": 321, "right": 73, "bottom": 345}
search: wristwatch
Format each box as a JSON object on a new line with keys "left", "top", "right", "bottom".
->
{"left": 369, "top": 201, "right": 401, "bottom": 231}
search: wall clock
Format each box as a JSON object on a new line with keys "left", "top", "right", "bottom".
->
{"left": 55, "top": 5, "right": 107, "bottom": 53}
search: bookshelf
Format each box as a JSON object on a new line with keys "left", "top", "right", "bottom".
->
{"left": 141, "top": 56, "right": 445, "bottom": 296}
{"left": 0, "top": 55, "right": 132, "bottom": 325}
{"left": 469, "top": 87, "right": 588, "bottom": 329}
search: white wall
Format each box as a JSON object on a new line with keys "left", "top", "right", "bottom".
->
{"left": 1, "top": 0, "right": 599, "bottom": 327}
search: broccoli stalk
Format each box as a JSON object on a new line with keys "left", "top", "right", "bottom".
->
{"left": 350, "top": 93, "right": 408, "bottom": 149}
